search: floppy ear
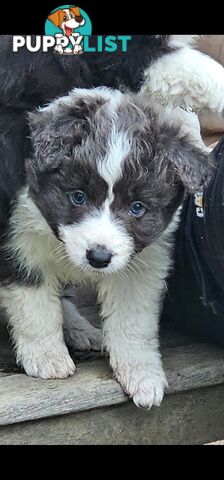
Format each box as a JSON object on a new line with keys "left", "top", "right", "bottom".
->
{"left": 69, "top": 6, "right": 85, "bottom": 24}
{"left": 26, "top": 92, "right": 106, "bottom": 173}
{"left": 48, "top": 10, "right": 63, "bottom": 27}
{"left": 27, "top": 105, "right": 89, "bottom": 173}
{"left": 166, "top": 135, "right": 214, "bottom": 192}
{"left": 69, "top": 6, "right": 81, "bottom": 16}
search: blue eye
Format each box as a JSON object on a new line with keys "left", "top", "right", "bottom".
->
{"left": 69, "top": 191, "right": 86, "bottom": 206}
{"left": 130, "top": 202, "right": 146, "bottom": 217}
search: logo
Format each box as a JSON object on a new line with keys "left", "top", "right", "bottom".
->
{"left": 45, "top": 5, "right": 92, "bottom": 55}
{"left": 12, "top": 5, "right": 132, "bottom": 54}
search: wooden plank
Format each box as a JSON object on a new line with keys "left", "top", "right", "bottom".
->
{"left": 0, "top": 314, "right": 195, "bottom": 379}
{"left": 0, "top": 282, "right": 195, "bottom": 377}
{"left": 1, "top": 342, "right": 224, "bottom": 426}
{"left": 0, "top": 310, "right": 103, "bottom": 377}
{"left": 1, "top": 384, "right": 224, "bottom": 445}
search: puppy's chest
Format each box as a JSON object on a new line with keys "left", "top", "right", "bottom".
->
{"left": 21, "top": 231, "right": 84, "bottom": 284}
{"left": 8, "top": 200, "right": 83, "bottom": 286}
{"left": 47, "top": 248, "right": 83, "bottom": 284}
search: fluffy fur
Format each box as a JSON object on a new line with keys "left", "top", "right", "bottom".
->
{"left": 0, "top": 34, "right": 223, "bottom": 407}
{"left": 142, "top": 35, "right": 224, "bottom": 114}
{"left": 0, "top": 87, "right": 212, "bottom": 408}
{"left": 0, "top": 34, "right": 222, "bottom": 237}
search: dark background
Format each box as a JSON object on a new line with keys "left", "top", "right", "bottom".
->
{"left": 1, "top": 1, "right": 222, "bottom": 35}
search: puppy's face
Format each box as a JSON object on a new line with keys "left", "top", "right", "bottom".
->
{"left": 27, "top": 87, "right": 211, "bottom": 274}
{"left": 48, "top": 7, "right": 85, "bottom": 36}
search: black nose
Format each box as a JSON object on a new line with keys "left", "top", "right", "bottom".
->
{"left": 86, "top": 246, "right": 112, "bottom": 269}
{"left": 75, "top": 15, "right": 84, "bottom": 23}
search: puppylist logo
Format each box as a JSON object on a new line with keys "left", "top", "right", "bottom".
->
{"left": 45, "top": 5, "right": 91, "bottom": 55}
{"left": 12, "top": 5, "right": 132, "bottom": 54}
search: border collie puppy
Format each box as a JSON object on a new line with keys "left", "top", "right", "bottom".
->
{"left": 1, "top": 35, "right": 223, "bottom": 234}
{"left": 0, "top": 87, "right": 212, "bottom": 408}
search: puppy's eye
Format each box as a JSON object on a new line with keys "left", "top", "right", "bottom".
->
{"left": 69, "top": 191, "right": 86, "bottom": 206}
{"left": 63, "top": 15, "right": 68, "bottom": 21}
{"left": 130, "top": 202, "right": 146, "bottom": 217}
{"left": 70, "top": 13, "right": 75, "bottom": 18}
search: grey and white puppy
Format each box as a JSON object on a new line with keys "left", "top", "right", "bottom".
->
{"left": 0, "top": 87, "right": 212, "bottom": 408}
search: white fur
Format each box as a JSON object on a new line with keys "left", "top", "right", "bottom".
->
{"left": 0, "top": 183, "right": 179, "bottom": 407}
{"left": 142, "top": 42, "right": 224, "bottom": 115}
{"left": 1, "top": 281, "right": 75, "bottom": 378}
{"left": 1, "top": 84, "right": 194, "bottom": 407}
{"left": 38, "top": 87, "right": 123, "bottom": 115}
{"left": 168, "top": 35, "right": 200, "bottom": 49}
{"left": 156, "top": 105, "right": 211, "bottom": 153}
{"left": 59, "top": 207, "right": 134, "bottom": 274}
{"left": 98, "top": 213, "right": 180, "bottom": 408}
{"left": 98, "top": 130, "right": 131, "bottom": 204}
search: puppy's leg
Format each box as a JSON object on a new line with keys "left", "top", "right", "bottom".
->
{"left": 1, "top": 280, "right": 76, "bottom": 379}
{"left": 62, "top": 297, "right": 102, "bottom": 351}
{"left": 97, "top": 236, "right": 173, "bottom": 409}
{"left": 142, "top": 45, "right": 224, "bottom": 115}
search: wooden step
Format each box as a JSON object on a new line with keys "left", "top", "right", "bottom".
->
{"left": 1, "top": 312, "right": 224, "bottom": 444}
{"left": 1, "top": 326, "right": 224, "bottom": 425}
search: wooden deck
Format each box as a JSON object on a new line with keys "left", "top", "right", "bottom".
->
{"left": 1, "top": 294, "right": 224, "bottom": 444}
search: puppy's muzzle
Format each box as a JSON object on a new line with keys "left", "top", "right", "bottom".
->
{"left": 86, "top": 246, "right": 113, "bottom": 269}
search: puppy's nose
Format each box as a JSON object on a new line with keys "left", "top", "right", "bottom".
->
{"left": 86, "top": 246, "right": 112, "bottom": 269}
{"left": 76, "top": 15, "right": 84, "bottom": 23}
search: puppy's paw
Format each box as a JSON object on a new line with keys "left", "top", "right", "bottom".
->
{"left": 64, "top": 323, "right": 102, "bottom": 351}
{"left": 62, "top": 298, "right": 102, "bottom": 351}
{"left": 54, "top": 45, "right": 64, "bottom": 55}
{"left": 18, "top": 341, "right": 76, "bottom": 379}
{"left": 73, "top": 45, "right": 83, "bottom": 55}
{"left": 131, "top": 375, "right": 167, "bottom": 409}
{"left": 117, "top": 364, "right": 168, "bottom": 409}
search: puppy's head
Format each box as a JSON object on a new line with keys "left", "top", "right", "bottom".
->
{"left": 48, "top": 7, "right": 85, "bottom": 34}
{"left": 27, "top": 87, "right": 212, "bottom": 274}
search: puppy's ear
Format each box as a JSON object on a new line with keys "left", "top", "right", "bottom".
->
{"left": 166, "top": 135, "right": 214, "bottom": 192}
{"left": 69, "top": 6, "right": 81, "bottom": 16}
{"left": 27, "top": 92, "right": 106, "bottom": 172}
{"left": 48, "top": 10, "right": 63, "bottom": 27}
{"left": 153, "top": 121, "right": 214, "bottom": 192}
{"left": 27, "top": 101, "right": 89, "bottom": 172}
{"left": 69, "top": 7, "right": 85, "bottom": 24}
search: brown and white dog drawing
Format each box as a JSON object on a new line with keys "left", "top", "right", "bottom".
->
{"left": 48, "top": 6, "right": 85, "bottom": 55}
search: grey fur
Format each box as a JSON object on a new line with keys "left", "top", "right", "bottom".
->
{"left": 27, "top": 88, "right": 213, "bottom": 251}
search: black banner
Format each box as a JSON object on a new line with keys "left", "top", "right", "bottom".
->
{"left": 1, "top": 1, "right": 223, "bottom": 35}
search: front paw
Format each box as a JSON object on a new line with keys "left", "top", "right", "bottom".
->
{"left": 54, "top": 45, "right": 64, "bottom": 55}
{"left": 17, "top": 341, "right": 76, "bottom": 379}
{"left": 64, "top": 323, "right": 102, "bottom": 352}
{"left": 116, "top": 364, "right": 168, "bottom": 409}
{"left": 73, "top": 45, "right": 83, "bottom": 55}
{"left": 62, "top": 297, "right": 102, "bottom": 352}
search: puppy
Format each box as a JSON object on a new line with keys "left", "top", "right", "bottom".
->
{"left": 48, "top": 7, "right": 85, "bottom": 55}
{"left": 0, "top": 34, "right": 222, "bottom": 355}
{"left": 48, "top": 7, "right": 85, "bottom": 36}
{"left": 0, "top": 87, "right": 212, "bottom": 408}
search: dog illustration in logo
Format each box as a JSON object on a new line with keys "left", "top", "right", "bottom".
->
{"left": 48, "top": 6, "right": 85, "bottom": 55}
